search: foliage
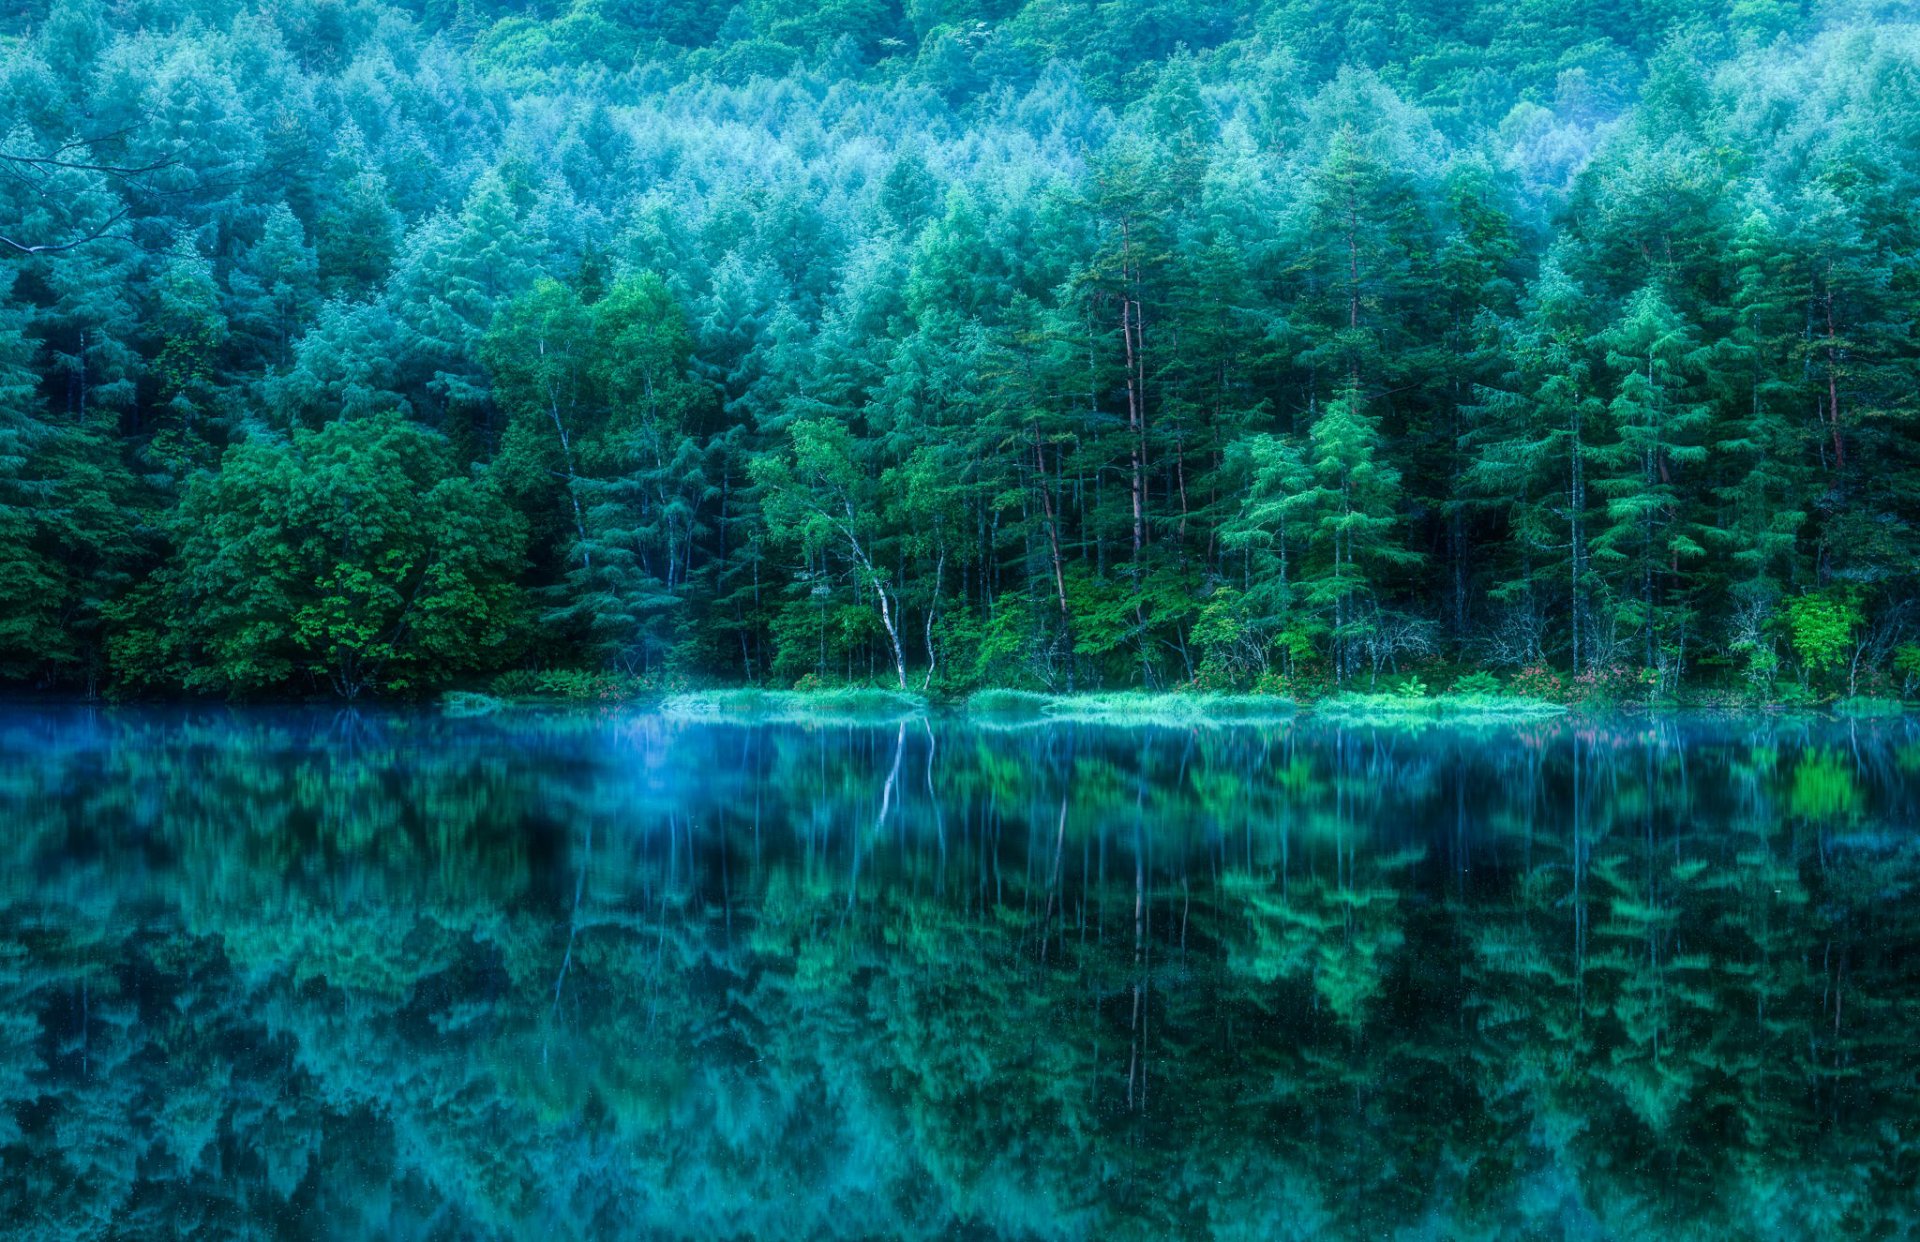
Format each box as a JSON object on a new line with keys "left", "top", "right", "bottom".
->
{"left": 1451, "top": 670, "right": 1503, "bottom": 694}
{"left": 1785, "top": 590, "right": 1863, "bottom": 681}
{"left": 1, "top": 1, "right": 1918, "bottom": 703}
{"left": 109, "top": 414, "right": 526, "bottom": 698}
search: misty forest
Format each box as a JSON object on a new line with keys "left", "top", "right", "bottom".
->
{"left": 3, "top": 0, "right": 1920, "bottom": 704}
{"left": 13, "top": 4, "right": 1920, "bottom": 1241}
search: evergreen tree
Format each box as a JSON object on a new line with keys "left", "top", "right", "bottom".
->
{"left": 1591, "top": 283, "right": 1713, "bottom": 690}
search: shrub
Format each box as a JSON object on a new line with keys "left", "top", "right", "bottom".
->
{"left": 1451, "top": 671, "right": 1503, "bottom": 695}
{"left": 1509, "top": 663, "right": 1568, "bottom": 702}
{"left": 1786, "top": 590, "right": 1862, "bottom": 680}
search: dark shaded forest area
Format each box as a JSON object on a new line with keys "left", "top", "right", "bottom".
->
{"left": 3, "top": 0, "right": 1918, "bottom": 701}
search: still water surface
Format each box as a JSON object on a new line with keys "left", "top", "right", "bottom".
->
{"left": 3, "top": 706, "right": 1919, "bottom": 1239}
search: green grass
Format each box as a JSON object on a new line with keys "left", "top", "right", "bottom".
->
{"left": 965, "top": 690, "right": 1296, "bottom": 728}
{"left": 661, "top": 687, "right": 929, "bottom": 724}
{"left": 1312, "top": 691, "right": 1566, "bottom": 724}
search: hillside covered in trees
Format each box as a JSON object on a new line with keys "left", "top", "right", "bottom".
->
{"left": 3, "top": 0, "right": 1919, "bottom": 701}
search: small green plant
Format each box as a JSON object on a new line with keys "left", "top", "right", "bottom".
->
{"left": 1394, "top": 677, "right": 1429, "bottom": 700}
{"left": 1451, "top": 671, "right": 1502, "bottom": 695}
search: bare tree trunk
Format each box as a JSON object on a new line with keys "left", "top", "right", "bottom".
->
{"left": 549, "top": 393, "right": 589, "bottom": 569}
{"left": 1120, "top": 225, "right": 1148, "bottom": 567}
{"left": 1570, "top": 391, "right": 1586, "bottom": 675}
{"left": 1824, "top": 266, "right": 1847, "bottom": 468}
{"left": 875, "top": 583, "right": 908, "bottom": 690}
{"left": 921, "top": 551, "right": 944, "bottom": 692}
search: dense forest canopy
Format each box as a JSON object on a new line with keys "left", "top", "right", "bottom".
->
{"left": 3, "top": 0, "right": 1919, "bottom": 700}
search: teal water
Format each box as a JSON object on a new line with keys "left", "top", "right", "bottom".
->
{"left": 3, "top": 707, "right": 1918, "bottom": 1239}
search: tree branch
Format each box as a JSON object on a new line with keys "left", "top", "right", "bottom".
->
{"left": 0, "top": 208, "right": 132, "bottom": 255}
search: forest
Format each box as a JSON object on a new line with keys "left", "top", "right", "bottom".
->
{"left": 3, "top": 0, "right": 1919, "bottom": 702}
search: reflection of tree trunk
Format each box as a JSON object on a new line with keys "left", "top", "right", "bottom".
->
{"left": 545, "top": 816, "right": 593, "bottom": 1067}
{"left": 1042, "top": 791, "right": 1067, "bottom": 963}
{"left": 1572, "top": 731, "right": 1586, "bottom": 1015}
{"left": 849, "top": 724, "right": 906, "bottom": 912}
{"left": 1127, "top": 789, "right": 1145, "bottom": 1113}
{"left": 924, "top": 720, "right": 945, "bottom": 889}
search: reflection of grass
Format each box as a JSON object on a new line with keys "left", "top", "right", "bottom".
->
{"left": 1790, "top": 750, "right": 1861, "bottom": 821}
{"left": 661, "top": 688, "right": 928, "bottom": 723}
{"left": 1312, "top": 692, "right": 1565, "bottom": 725}
{"left": 965, "top": 690, "right": 1296, "bottom": 728}
{"left": 441, "top": 691, "right": 505, "bottom": 716}
{"left": 1833, "top": 696, "right": 1904, "bottom": 719}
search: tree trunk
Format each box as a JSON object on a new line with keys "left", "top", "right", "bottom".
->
{"left": 1824, "top": 267, "right": 1847, "bottom": 468}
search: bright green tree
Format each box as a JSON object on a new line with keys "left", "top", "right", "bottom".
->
{"left": 112, "top": 413, "right": 525, "bottom": 698}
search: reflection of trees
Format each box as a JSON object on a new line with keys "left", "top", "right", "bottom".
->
{"left": 3, "top": 710, "right": 1920, "bottom": 1237}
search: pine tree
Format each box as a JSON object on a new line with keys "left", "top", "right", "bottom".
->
{"left": 1591, "top": 282, "right": 1713, "bottom": 689}
{"left": 1287, "top": 386, "right": 1419, "bottom": 681}
{"left": 1708, "top": 205, "right": 1810, "bottom": 685}
{"left": 1465, "top": 248, "right": 1606, "bottom": 672}
{"left": 314, "top": 126, "right": 401, "bottom": 298}
{"left": 148, "top": 236, "right": 230, "bottom": 466}
{"left": 227, "top": 203, "right": 318, "bottom": 376}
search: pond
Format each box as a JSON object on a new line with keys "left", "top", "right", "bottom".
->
{"left": 2, "top": 706, "right": 1917, "bottom": 1239}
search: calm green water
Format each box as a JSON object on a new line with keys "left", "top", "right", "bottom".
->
{"left": 3, "top": 707, "right": 1918, "bottom": 1239}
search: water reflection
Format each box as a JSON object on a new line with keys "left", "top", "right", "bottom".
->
{"left": 3, "top": 707, "right": 1919, "bottom": 1239}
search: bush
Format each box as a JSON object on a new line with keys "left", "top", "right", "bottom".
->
{"left": 1451, "top": 671, "right": 1503, "bottom": 695}
{"left": 1508, "top": 663, "right": 1569, "bottom": 702}
{"left": 1787, "top": 590, "right": 1863, "bottom": 680}
{"left": 1567, "top": 663, "right": 1642, "bottom": 706}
